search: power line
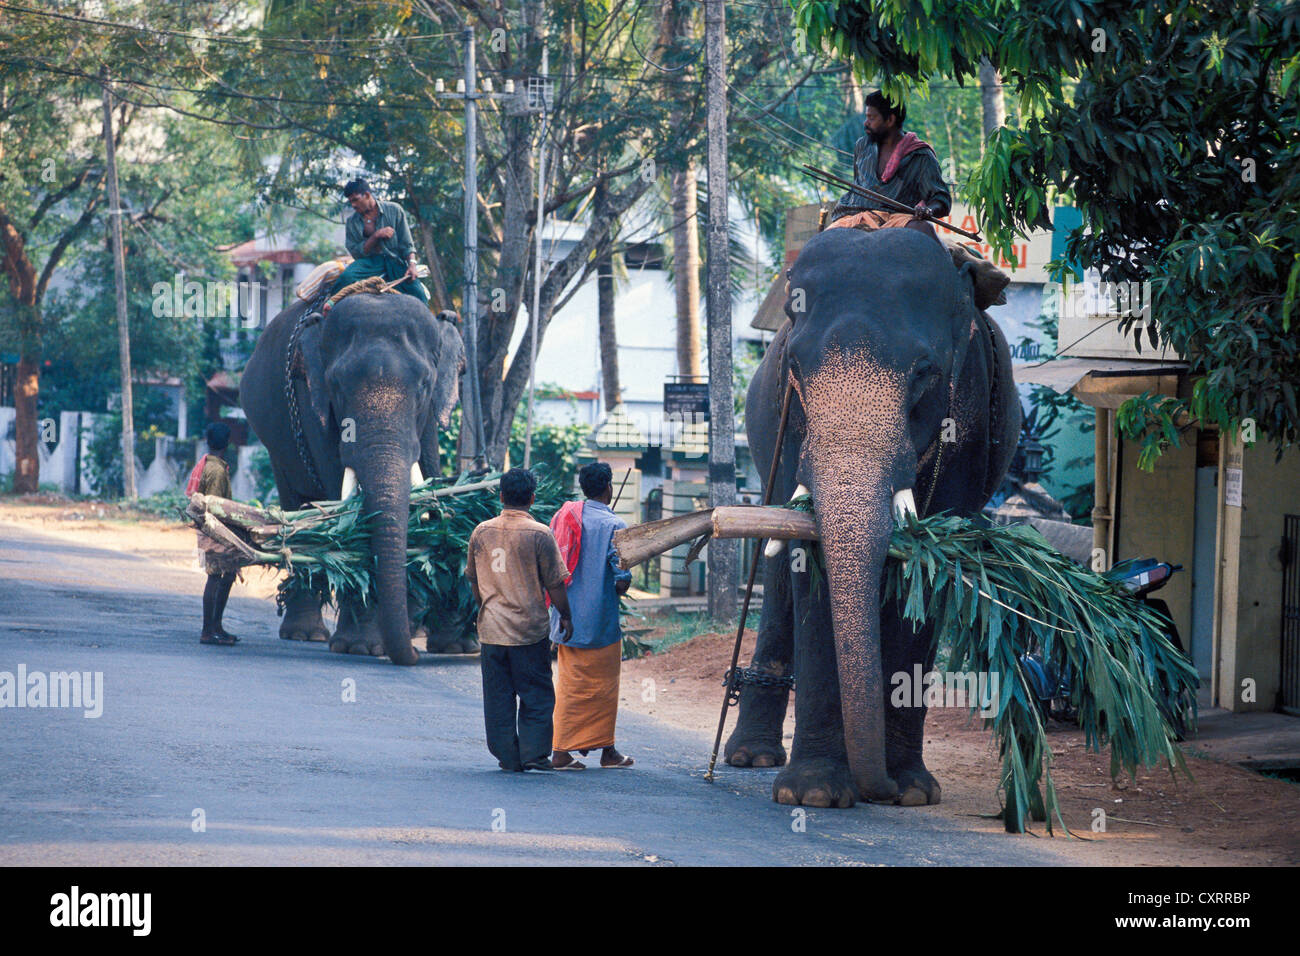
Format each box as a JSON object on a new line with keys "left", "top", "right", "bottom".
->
{"left": 0, "top": 2, "right": 460, "bottom": 46}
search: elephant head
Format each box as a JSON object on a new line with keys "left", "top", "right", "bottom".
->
{"left": 776, "top": 226, "right": 980, "bottom": 801}
{"left": 318, "top": 295, "right": 465, "bottom": 665}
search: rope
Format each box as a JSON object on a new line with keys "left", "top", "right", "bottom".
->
{"left": 323, "top": 274, "right": 396, "bottom": 313}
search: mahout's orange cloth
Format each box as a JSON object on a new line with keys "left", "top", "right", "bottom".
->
{"left": 826, "top": 209, "right": 916, "bottom": 231}
{"left": 553, "top": 641, "right": 622, "bottom": 752}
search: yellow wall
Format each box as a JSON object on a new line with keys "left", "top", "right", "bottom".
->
{"left": 1218, "top": 442, "right": 1300, "bottom": 711}
{"left": 1115, "top": 436, "right": 1197, "bottom": 651}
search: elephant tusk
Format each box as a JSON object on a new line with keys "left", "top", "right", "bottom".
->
{"left": 410, "top": 462, "right": 424, "bottom": 487}
{"left": 340, "top": 467, "right": 358, "bottom": 500}
{"left": 893, "top": 488, "right": 918, "bottom": 522}
{"left": 764, "top": 484, "right": 811, "bottom": 558}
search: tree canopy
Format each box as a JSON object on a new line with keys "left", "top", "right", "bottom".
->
{"left": 794, "top": 0, "right": 1300, "bottom": 457}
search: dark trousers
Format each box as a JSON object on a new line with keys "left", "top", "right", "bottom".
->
{"left": 480, "top": 640, "right": 555, "bottom": 770}
{"left": 330, "top": 254, "right": 429, "bottom": 302}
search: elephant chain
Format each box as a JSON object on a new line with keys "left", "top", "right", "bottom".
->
{"left": 285, "top": 308, "right": 324, "bottom": 495}
{"left": 723, "top": 667, "right": 795, "bottom": 705}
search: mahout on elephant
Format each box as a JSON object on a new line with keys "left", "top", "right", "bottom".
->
{"left": 239, "top": 291, "right": 466, "bottom": 665}
{"left": 724, "top": 225, "right": 1020, "bottom": 807}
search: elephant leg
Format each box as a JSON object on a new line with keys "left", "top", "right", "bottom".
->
{"left": 881, "top": 598, "right": 942, "bottom": 806}
{"left": 772, "top": 545, "right": 857, "bottom": 808}
{"left": 330, "top": 597, "right": 386, "bottom": 656}
{"left": 407, "top": 593, "right": 430, "bottom": 650}
{"left": 725, "top": 550, "right": 792, "bottom": 768}
{"left": 279, "top": 587, "right": 330, "bottom": 642}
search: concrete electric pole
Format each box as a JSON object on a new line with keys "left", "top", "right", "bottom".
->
{"left": 704, "top": 0, "right": 737, "bottom": 622}
{"left": 101, "top": 73, "right": 136, "bottom": 501}
{"left": 440, "top": 28, "right": 517, "bottom": 471}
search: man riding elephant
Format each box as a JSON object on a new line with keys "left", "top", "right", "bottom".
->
{"left": 332, "top": 178, "right": 429, "bottom": 302}
{"left": 830, "top": 90, "right": 1009, "bottom": 311}
{"left": 830, "top": 90, "right": 950, "bottom": 244}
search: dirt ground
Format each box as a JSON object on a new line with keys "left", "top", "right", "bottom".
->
{"left": 5, "top": 494, "right": 1298, "bottom": 866}
{"left": 620, "top": 624, "right": 1300, "bottom": 866}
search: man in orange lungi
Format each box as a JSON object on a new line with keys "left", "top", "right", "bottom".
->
{"left": 548, "top": 463, "right": 635, "bottom": 770}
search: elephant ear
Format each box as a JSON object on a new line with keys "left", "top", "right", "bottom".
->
{"left": 431, "top": 313, "right": 465, "bottom": 429}
{"left": 949, "top": 260, "right": 982, "bottom": 386}
{"left": 296, "top": 317, "right": 332, "bottom": 434}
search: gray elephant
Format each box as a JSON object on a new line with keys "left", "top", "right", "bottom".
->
{"left": 239, "top": 292, "right": 466, "bottom": 665}
{"left": 724, "top": 226, "right": 1020, "bottom": 807}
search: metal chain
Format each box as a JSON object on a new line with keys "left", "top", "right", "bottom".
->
{"left": 285, "top": 307, "right": 324, "bottom": 495}
{"left": 723, "top": 666, "right": 796, "bottom": 705}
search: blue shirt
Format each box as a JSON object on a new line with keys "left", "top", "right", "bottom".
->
{"left": 549, "top": 500, "right": 632, "bottom": 649}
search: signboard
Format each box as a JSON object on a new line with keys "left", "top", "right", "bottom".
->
{"left": 1224, "top": 466, "right": 1243, "bottom": 508}
{"left": 664, "top": 382, "right": 710, "bottom": 422}
{"left": 933, "top": 202, "right": 1055, "bottom": 284}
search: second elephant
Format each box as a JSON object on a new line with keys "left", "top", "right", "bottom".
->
{"left": 240, "top": 292, "right": 466, "bottom": 665}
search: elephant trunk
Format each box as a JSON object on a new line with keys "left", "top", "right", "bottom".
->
{"left": 811, "top": 460, "right": 899, "bottom": 803}
{"left": 357, "top": 447, "right": 418, "bottom": 666}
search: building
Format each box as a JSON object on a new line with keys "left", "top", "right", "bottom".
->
{"left": 1016, "top": 282, "right": 1300, "bottom": 715}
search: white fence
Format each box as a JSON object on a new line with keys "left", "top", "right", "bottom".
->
{"left": 1, "top": 406, "right": 264, "bottom": 500}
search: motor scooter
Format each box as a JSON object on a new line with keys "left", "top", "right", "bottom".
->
{"left": 1020, "top": 557, "right": 1195, "bottom": 738}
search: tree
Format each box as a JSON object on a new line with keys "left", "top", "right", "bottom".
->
{"left": 194, "top": 0, "right": 844, "bottom": 466}
{"left": 0, "top": 1, "right": 247, "bottom": 492}
{"left": 794, "top": 0, "right": 1300, "bottom": 456}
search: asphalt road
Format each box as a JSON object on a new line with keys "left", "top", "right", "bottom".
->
{"left": 0, "top": 521, "right": 1072, "bottom": 866}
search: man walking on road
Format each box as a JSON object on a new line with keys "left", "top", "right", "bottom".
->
{"left": 548, "top": 463, "right": 635, "bottom": 770}
{"left": 466, "top": 468, "right": 572, "bottom": 772}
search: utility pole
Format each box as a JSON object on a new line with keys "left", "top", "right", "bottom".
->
{"left": 703, "top": 0, "right": 737, "bottom": 622}
{"left": 523, "top": 36, "right": 549, "bottom": 468}
{"left": 439, "top": 30, "right": 517, "bottom": 472}
{"left": 460, "top": 27, "right": 487, "bottom": 471}
{"left": 101, "top": 73, "right": 136, "bottom": 501}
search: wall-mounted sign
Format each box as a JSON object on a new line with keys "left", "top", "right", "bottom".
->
{"left": 664, "top": 382, "right": 709, "bottom": 422}
{"left": 1224, "top": 466, "right": 1243, "bottom": 508}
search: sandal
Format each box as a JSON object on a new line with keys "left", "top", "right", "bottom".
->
{"left": 600, "top": 753, "right": 634, "bottom": 769}
{"left": 200, "top": 633, "right": 237, "bottom": 646}
{"left": 553, "top": 759, "right": 586, "bottom": 771}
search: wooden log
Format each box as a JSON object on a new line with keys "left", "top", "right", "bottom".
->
{"left": 188, "top": 493, "right": 278, "bottom": 529}
{"left": 711, "top": 506, "right": 817, "bottom": 541}
{"left": 427, "top": 477, "right": 501, "bottom": 498}
{"left": 612, "top": 505, "right": 822, "bottom": 569}
{"left": 613, "top": 508, "right": 716, "bottom": 569}
{"left": 200, "top": 512, "right": 264, "bottom": 561}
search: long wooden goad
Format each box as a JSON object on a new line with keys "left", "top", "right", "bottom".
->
{"left": 613, "top": 505, "right": 818, "bottom": 569}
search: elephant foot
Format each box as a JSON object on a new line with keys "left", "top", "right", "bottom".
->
{"left": 724, "top": 672, "right": 790, "bottom": 768}
{"left": 280, "top": 614, "right": 330, "bottom": 643}
{"left": 773, "top": 757, "right": 857, "bottom": 809}
{"left": 725, "top": 737, "right": 787, "bottom": 768}
{"left": 422, "top": 627, "right": 481, "bottom": 655}
{"left": 329, "top": 617, "right": 385, "bottom": 657}
{"left": 890, "top": 761, "right": 942, "bottom": 806}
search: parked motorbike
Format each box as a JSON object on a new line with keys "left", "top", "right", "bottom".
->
{"left": 1020, "top": 557, "right": 1194, "bottom": 738}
